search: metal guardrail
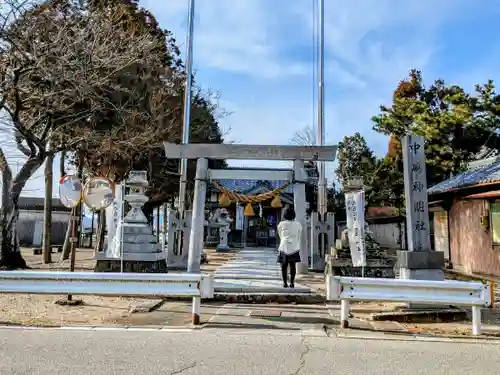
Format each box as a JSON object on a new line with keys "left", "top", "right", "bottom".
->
{"left": 326, "top": 275, "right": 491, "bottom": 335}
{"left": 0, "top": 271, "right": 215, "bottom": 325}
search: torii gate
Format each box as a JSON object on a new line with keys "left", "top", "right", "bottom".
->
{"left": 163, "top": 142, "right": 337, "bottom": 274}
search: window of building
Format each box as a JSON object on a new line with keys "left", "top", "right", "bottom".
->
{"left": 491, "top": 202, "right": 500, "bottom": 245}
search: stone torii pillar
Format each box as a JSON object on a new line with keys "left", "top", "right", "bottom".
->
{"left": 293, "top": 159, "right": 308, "bottom": 275}
{"left": 187, "top": 158, "right": 208, "bottom": 273}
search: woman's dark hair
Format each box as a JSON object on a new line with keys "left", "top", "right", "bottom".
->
{"left": 283, "top": 208, "right": 296, "bottom": 221}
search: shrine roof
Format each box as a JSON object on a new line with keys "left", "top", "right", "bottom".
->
{"left": 211, "top": 179, "right": 294, "bottom": 194}
{"left": 16, "top": 196, "right": 70, "bottom": 211}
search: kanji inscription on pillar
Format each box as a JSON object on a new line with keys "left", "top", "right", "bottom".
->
{"left": 402, "top": 135, "right": 431, "bottom": 252}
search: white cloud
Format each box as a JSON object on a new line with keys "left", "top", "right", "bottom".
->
{"left": 143, "top": 1, "right": 466, "bottom": 154}
{"left": 144, "top": 0, "right": 312, "bottom": 79}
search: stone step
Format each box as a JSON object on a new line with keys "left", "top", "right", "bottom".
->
{"left": 215, "top": 286, "right": 312, "bottom": 293}
{"left": 214, "top": 275, "right": 282, "bottom": 280}
{"left": 94, "top": 251, "right": 167, "bottom": 262}
{"left": 123, "top": 243, "right": 162, "bottom": 253}
{"left": 122, "top": 233, "right": 158, "bottom": 243}
{"left": 212, "top": 292, "right": 324, "bottom": 304}
{"left": 122, "top": 225, "right": 154, "bottom": 235}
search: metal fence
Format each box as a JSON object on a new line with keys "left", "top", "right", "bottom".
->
{"left": 326, "top": 275, "right": 491, "bottom": 335}
{"left": 0, "top": 271, "right": 215, "bottom": 325}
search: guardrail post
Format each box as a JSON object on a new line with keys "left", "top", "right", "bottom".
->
{"left": 489, "top": 281, "right": 495, "bottom": 309}
{"left": 340, "top": 300, "right": 350, "bottom": 328}
{"left": 192, "top": 297, "right": 201, "bottom": 325}
{"left": 472, "top": 306, "right": 481, "bottom": 335}
{"left": 200, "top": 274, "right": 214, "bottom": 299}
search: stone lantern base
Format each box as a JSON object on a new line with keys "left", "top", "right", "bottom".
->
{"left": 216, "top": 243, "right": 231, "bottom": 252}
{"left": 94, "top": 224, "right": 167, "bottom": 273}
{"left": 95, "top": 259, "right": 168, "bottom": 273}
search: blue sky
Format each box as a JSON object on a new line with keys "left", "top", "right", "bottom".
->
{"left": 9, "top": 0, "right": 500, "bottom": 197}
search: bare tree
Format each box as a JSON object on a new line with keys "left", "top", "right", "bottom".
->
{"left": 290, "top": 125, "right": 317, "bottom": 147}
{"left": 288, "top": 125, "right": 318, "bottom": 170}
{"left": 0, "top": 0, "right": 167, "bottom": 268}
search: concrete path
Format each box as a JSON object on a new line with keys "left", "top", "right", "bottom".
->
{"left": 2, "top": 327, "right": 499, "bottom": 374}
{"left": 213, "top": 247, "right": 314, "bottom": 294}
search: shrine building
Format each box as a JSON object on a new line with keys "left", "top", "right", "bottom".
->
{"left": 206, "top": 166, "right": 318, "bottom": 247}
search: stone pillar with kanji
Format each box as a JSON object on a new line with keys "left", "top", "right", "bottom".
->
{"left": 397, "top": 135, "right": 444, "bottom": 280}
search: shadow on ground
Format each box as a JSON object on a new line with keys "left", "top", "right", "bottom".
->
{"left": 202, "top": 322, "right": 302, "bottom": 330}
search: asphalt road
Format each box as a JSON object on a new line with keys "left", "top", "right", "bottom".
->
{"left": 0, "top": 328, "right": 498, "bottom": 375}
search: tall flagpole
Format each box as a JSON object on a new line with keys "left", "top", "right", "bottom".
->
{"left": 178, "top": 0, "right": 196, "bottom": 218}
{"left": 317, "top": 0, "right": 326, "bottom": 217}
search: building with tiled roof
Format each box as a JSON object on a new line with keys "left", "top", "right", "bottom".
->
{"left": 428, "top": 155, "right": 500, "bottom": 277}
{"left": 428, "top": 155, "right": 500, "bottom": 196}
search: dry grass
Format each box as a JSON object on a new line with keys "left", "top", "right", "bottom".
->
{"left": 0, "top": 246, "right": 235, "bottom": 327}
{"left": 0, "top": 248, "right": 163, "bottom": 326}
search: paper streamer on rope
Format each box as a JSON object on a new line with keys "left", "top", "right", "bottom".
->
{"left": 235, "top": 204, "right": 244, "bottom": 230}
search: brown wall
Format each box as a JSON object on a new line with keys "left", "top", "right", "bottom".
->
{"left": 449, "top": 199, "right": 500, "bottom": 276}
{"left": 433, "top": 211, "right": 449, "bottom": 259}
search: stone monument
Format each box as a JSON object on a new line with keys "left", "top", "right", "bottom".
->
{"left": 94, "top": 171, "right": 167, "bottom": 272}
{"left": 309, "top": 212, "right": 335, "bottom": 270}
{"left": 216, "top": 208, "right": 233, "bottom": 252}
{"left": 398, "top": 135, "right": 444, "bottom": 280}
{"left": 165, "top": 208, "right": 192, "bottom": 269}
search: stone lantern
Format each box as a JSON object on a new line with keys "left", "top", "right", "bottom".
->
{"left": 94, "top": 171, "right": 167, "bottom": 273}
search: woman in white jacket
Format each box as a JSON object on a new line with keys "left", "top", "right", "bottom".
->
{"left": 277, "top": 208, "right": 302, "bottom": 288}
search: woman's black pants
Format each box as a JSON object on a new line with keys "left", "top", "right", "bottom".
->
{"left": 281, "top": 261, "right": 296, "bottom": 286}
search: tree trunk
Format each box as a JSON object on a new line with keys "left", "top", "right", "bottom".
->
{"left": 59, "top": 151, "right": 72, "bottom": 261}
{"left": 42, "top": 152, "right": 54, "bottom": 263}
{"left": 0, "top": 208, "right": 26, "bottom": 269}
{"left": 60, "top": 151, "right": 66, "bottom": 178}
{"left": 90, "top": 211, "right": 95, "bottom": 248}
{"left": 60, "top": 221, "right": 72, "bottom": 261}
{"left": 143, "top": 203, "right": 154, "bottom": 226}
{"left": 0, "top": 149, "right": 45, "bottom": 269}
{"left": 95, "top": 209, "right": 106, "bottom": 252}
{"left": 76, "top": 161, "right": 84, "bottom": 248}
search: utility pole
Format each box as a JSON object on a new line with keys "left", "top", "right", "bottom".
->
{"left": 317, "top": 0, "right": 326, "bottom": 217}
{"left": 317, "top": 0, "right": 327, "bottom": 258}
{"left": 178, "top": 0, "right": 196, "bottom": 218}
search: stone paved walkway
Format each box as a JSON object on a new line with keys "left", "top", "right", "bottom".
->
{"left": 213, "top": 247, "right": 315, "bottom": 294}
